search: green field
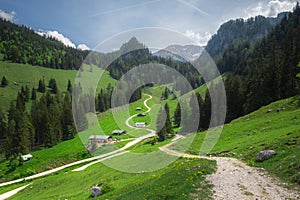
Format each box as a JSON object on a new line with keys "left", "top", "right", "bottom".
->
{"left": 0, "top": 61, "right": 116, "bottom": 110}
{"left": 0, "top": 135, "right": 89, "bottom": 183}
{"left": 170, "top": 96, "right": 300, "bottom": 185}
{"left": 0, "top": 85, "right": 165, "bottom": 184}
{"left": 7, "top": 157, "right": 215, "bottom": 200}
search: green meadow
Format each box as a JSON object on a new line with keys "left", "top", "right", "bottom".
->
{"left": 170, "top": 96, "right": 300, "bottom": 186}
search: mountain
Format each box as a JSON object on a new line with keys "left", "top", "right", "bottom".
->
{"left": 205, "top": 12, "right": 289, "bottom": 58}
{"left": 154, "top": 45, "right": 204, "bottom": 62}
{"left": 0, "top": 18, "right": 89, "bottom": 70}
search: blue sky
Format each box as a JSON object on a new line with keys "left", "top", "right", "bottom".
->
{"left": 0, "top": 0, "right": 297, "bottom": 51}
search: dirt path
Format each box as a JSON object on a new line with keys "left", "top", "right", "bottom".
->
{"left": 0, "top": 184, "right": 31, "bottom": 200}
{"left": 160, "top": 142, "right": 300, "bottom": 200}
{"left": 125, "top": 94, "right": 152, "bottom": 129}
{"left": 0, "top": 94, "right": 155, "bottom": 197}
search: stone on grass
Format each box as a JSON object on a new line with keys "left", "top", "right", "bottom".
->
{"left": 255, "top": 150, "right": 276, "bottom": 162}
{"left": 91, "top": 186, "right": 102, "bottom": 198}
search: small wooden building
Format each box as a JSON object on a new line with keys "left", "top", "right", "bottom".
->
{"left": 21, "top": 154, "right": 33, "bottom": 161}
{"left": 89, "top": 135, "right": 111, "bottom": 145}
{"left": 112, "top": 130, "right": 126, "bottom": 135}
{"left": 136, "top": 107, "right": 142, "bottom": 111}
{"left": 135, "top": 122, "right": 146, "bottom": 128}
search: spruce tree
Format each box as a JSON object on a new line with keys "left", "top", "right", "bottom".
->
{"left": 203, "top": 89, "right": 212, "bottom": 130}
{"left": 31, "top": 87, "right": 37, "bottom": 100}
{"left": 173, "top": 102, "right": 181, "bottom": 127}
{"left": 67, "top": 80, "right": 72, "bottom": 94}
{"left": 164, "top": 103, "right": 174, "bottom": 136}
{"left": 38, "top": 79, "right": 46, "bottom": 93}
{"left": 24, "top": 86, "right": 30, "bottom": 102}
{"left": 156, "top": 107, "right": 166, "bottom": 141}
{"left": 1, "top": 76, "right": 8, "bottom": 87}
{"left": 62, "top": 93, "right": 76, "bottom": 140}
{"left": 16, "top": 92, "right": 25, "bottom": 112}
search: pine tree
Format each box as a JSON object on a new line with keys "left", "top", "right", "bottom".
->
{"left": 38, "top": 79, "right": 46, "bottom": 93}
{"left": 1, "top": 76, "right": 8, "bottom": 87}
{"left": 163, "top": 87, "right": 169, "bottom": 100}
{"left": 202, "top": 89, "right": 212, "bottom": 130}
{"left": 24, "top": 86, "right": 30, "bottom": 102}
{"left": 173, "top": 102, "right": 181, "bottom": 127}
{"left": 164, "top": 103, "right": 174, "bottom": 136}
{"left": 156, "top": 103, "right": 174, "bottom": 141}
{"left": 31, "top": 87, "right": 37, "bottom": 100}
{"left": 196, "top": 93, "right": 205, "bottom": 131}
{"left": 67, "top": 80, "right": 72, "bottom": 94}
{"left": 49, "top": 78, "right": 58, "bottom": 94}
{"left": 0, "top": 109, "right": 8, "bottom": 153}
{"left": 156, "top": 106, "right": 166, "bottom": 141}
{"left": 62, "top": 93, "right": 76, "bottom": 140}
{"left": 16, "top": 92, "right": 25, "bottom": 112}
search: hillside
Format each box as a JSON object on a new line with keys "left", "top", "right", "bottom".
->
{"left": 205, "top": 12, "right": 288, "bottom": 58}
{"left": 0, "top": 19, "right": 89, "bottom": 70}
{"left": 170, "top": 96, "right": 300, "bottom": 186}
{"left": 0, "top": 61, "right": 116, "bottom": 110}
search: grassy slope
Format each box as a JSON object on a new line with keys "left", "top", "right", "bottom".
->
{"left": 171, "top": 96, "right": 300, "bottom": 185}
{"left": 0, "top": 136, "right": 89, "bottom": 183}
{"left": 0, "top": 61, "right": 117, "bottom": 182}
{"left": 0, "top": 86, "right": 163, "bottom": 183}
{"left": 0, "top": 61, "right": 116, "bottom": 110}
{"left": 8, "top": 154, "right": 215, "bottom": 200}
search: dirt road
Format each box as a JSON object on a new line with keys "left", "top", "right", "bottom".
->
{"left": 160, "top": 142, "right": 300, "bottom": 200}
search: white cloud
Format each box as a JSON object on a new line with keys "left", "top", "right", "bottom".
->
{"left": 77, "top": 44, "right": 90, "bottom": 51}
{"left": 0, "top": 10, "right": 16, "bottom": 22}
{"left": 184, "top": 30, "right": 211, "bottom": 46}
{"left": 36, "top": 30, "right": 76, "bottom": 48}
{"left": 246, "top": 0, "right": 296, "bottom": 18}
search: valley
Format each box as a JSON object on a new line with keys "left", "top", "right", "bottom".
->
{"left": 1, "top": 1, "right": 300, "bottom": 199}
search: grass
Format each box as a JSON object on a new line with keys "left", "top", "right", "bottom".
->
{"left": 0, "top": 88, "right": 162, "bottom": 183}
{"left": 8, "top": 157, "right": 216, "bottom": 200}
{"left": 170, "top": 96, "right": 300, "bottom": 186}
{"left": 0, "top": 61, "right": 116, "bottom": 110}
{"left": 0, "top": 136, "right": 90, "bottom": 183}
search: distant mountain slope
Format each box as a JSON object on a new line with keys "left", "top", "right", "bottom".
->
{"left": 0, "top": 19, "right": 89, "bottom": 70}
{"left": 205, "top": 12, "right": 288, "bottom": 58}
{"left": 154, "top": 45, "right": 204, "bottom": 62}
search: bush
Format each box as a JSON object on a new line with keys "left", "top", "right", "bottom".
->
{"left": 9, "top": 157, "right": 19, "bottom": 171}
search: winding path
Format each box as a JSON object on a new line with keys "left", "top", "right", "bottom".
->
{"left": 125, "top": 94, "right": 152, "bottom": 129}
{"left": 160, "top": 139, "right": 300, "bottom": 200}
{"left": 0, "top": 94, "right": 155, "bottom": 199}
{"left": 73, "top": 94, "right": 155, "bottom": 171}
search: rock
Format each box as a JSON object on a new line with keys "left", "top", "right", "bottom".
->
{"left": 91, "top": 186, "right": 102, "bottom": 198}
{"left": 267, "top": 109, "right": 272, "bottom": 113}
{"left": 255, "top": 150, "right": 276, "bottom": 162}
{"left": 278, "top": 166, "right": 283, "bottom": 171}
{"left": 290, "top": 162, "right": 295, "bottom": 167}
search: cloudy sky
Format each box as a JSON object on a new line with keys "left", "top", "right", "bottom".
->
{"left": 0, "top": 0, "right": 297, "bottom": 51}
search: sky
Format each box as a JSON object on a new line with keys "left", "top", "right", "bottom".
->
{"left": 0, "top": 0, "right": 298, "bottom": 52}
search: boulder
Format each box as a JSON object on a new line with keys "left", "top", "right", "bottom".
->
{"left": 255, "top": 150, "right": 276, "bottom": 162}
{"left": 91, "top": 186, "right": 102, "bottom": 198}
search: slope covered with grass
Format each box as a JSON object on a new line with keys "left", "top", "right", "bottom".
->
{"left": 0, "top": 61, "right": 116, "bottom": 109}
{"left": 171, "top": 96, "right": 300, "bottom": 185}
{"left": 8, "top": 157, "right": 215, "bottom": 200}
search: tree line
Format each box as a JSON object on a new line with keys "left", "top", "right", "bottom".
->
{"left": 0, "top": 84, "right": 76, "bottom": 166}
{"left": 0, "top": 19, "right": 89, "bottom": 70}
{"left": 217, "top": 3, "right": 300, "bottom": 123}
